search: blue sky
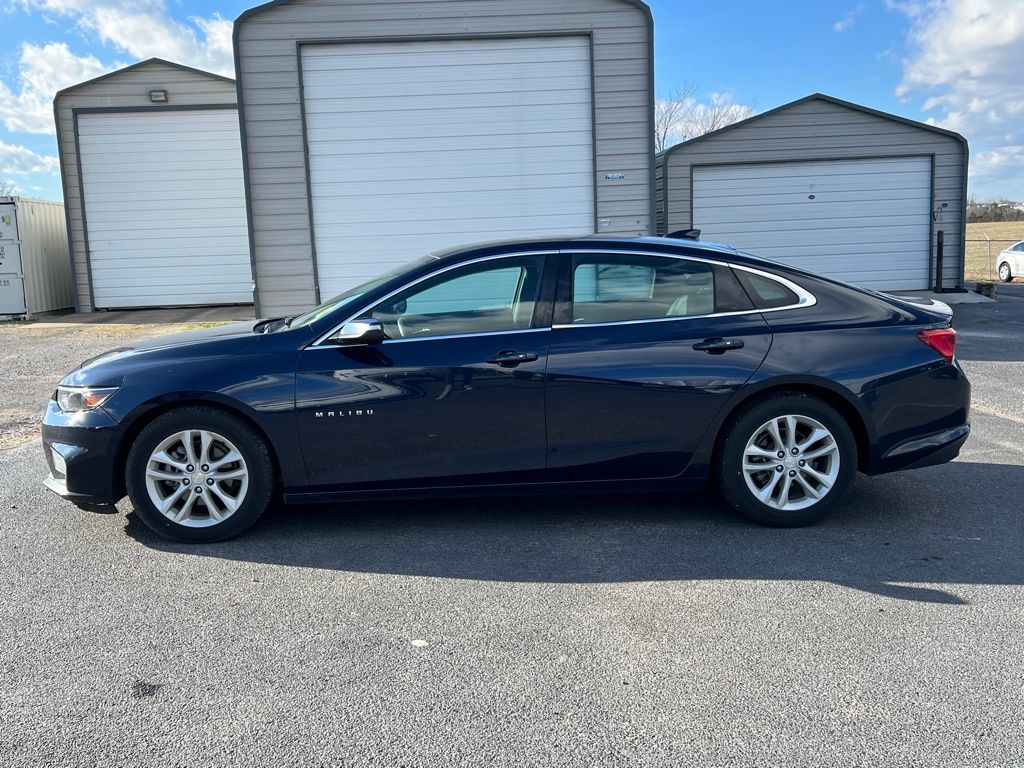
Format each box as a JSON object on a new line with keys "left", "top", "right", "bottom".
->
{"left": 1, "top": 0, "right": 1022, "bottom": 202}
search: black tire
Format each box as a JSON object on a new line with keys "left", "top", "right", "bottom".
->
{"left": 716, "top": 392, "right": 857, "bottom": 527}
{"left": 125, "top": 406, "right": 275, "bottom": 543}
{"left": 998, "top": 262, "right": 1013, "bottom": 283}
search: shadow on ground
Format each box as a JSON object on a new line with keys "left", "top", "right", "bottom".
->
{"left": 128, "top": 460, "right": 1024, "bottom": 605}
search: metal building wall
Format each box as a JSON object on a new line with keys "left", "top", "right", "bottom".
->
{"left": 657, "top": 94, "right": 968, "bottom": 289}
{"left": 54, "top": 59, "right": 240, "bottom": 312}
{"left": 234, "top": 0, "right": 656, "bottom": 316}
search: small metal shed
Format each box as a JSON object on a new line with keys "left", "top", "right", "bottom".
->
{"left": 54, "top": 59, "right": 253, "bottom": 312}
{"left": 656, "top": 93, "right": 968, "bottom": 292}
{"left": 234, "top": 0, "right": 656, "bottom": 316}
{"left": 0, "top": 197, "right": 73, "bottom": 318}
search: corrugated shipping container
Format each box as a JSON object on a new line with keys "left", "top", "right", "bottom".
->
{"left": 0, "top": 197, "right": 74, "bottom": 318}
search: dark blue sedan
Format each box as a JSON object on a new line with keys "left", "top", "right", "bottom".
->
{"left": 41, "top": 236, "right": 970, "bottom": 542}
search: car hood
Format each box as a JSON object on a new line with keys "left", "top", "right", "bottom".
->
{"left": 123, "top": 320, "right": 261, "bottom": 351}
{"left": 63, "top": 320, "right": 264, "bottom": 384}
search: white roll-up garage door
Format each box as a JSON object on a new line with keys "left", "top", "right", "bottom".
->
{"left": 301, "top": 36, "right": 596, "bottom": 298}
{"left": 693, "top": 157, "right": 933, "bottom": 290}
{"left": 78, "top": 110, "right": 252, "bottom": 308}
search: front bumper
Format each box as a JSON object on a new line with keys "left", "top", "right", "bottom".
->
{"left": 42, "top": 473, "right": 119, "bottom": 512}
{"left": 40, "top": 399, "right": 123, "bottom": 508}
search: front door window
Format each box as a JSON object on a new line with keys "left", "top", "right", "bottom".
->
{"left": 366, "top": 256, "right": 545, "bottom": 339}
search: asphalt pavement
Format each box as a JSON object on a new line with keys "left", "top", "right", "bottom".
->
{"left": 1, "top": 287, "right": 1022, "bottom": 767}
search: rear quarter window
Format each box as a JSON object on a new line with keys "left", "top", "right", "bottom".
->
{"left": 734, "top": 270, "right": 800, "bottom": 309}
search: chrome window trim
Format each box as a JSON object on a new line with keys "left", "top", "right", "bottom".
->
{"left": 311, "top": 251, "right": 555, "bottom": 348}
{"left": 554, "top": 249, "right": 816, "bottom": 329}
{"left": 381, "top": 327, "right": 549, "bottom": 345}
{"left": 728, "top": 262, "right": 817, "bottom": 309}
{"left": 309, "top": 247, "right": 817, "bottom": 345}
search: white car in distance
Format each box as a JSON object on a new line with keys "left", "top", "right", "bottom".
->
{"left": 998, "top": 240, "right": 1024, "bottom": 282}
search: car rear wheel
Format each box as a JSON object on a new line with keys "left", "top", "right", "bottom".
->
{"left": 126, "top": 406, "right": 274, "bottom": 542}
{"left": 998, "top": 261, "right": 1013, "bottom": 282}
{"left": 717, "top": 393, "right": 856, "bottom": 527}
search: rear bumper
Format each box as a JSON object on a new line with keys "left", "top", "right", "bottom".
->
{"left": 875, "top": 423, "right": 970, "bottom": 473}
{"left": 40, "top": 399, "right": 122, "bottom": 508}
{"left": 865, "top": 360, "right": 971, "bottom": 475}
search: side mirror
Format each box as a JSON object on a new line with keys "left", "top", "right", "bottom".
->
{"left": 330, "top": 318, "right": 386, "bottom": 346}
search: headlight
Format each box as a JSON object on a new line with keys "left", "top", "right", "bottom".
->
{"left": 55, "top": 386, "right": 119, "bottom": 413}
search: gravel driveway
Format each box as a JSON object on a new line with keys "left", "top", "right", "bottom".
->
{"left": 0, "top": 320, "right": 211, "bottom": 450}
{"left": 1, "top": 292, "right": 1022, "bottom": 767}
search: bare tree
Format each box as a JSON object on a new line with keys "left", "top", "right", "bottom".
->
{"left": 654, "top": 82, "right": 698, "bottom": 154}
{"left": 967, "top": 195, "right": 1024, "bottom": 222}
{"left": 655, "top": 86, "right": 757, "bottom": 153}
{"left": 682, "top": 92, "right": 756, "bottom": 138}
{"left": 0, "top": 178, "right": 17, "bottom": 197}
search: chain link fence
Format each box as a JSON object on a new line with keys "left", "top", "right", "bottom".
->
{"left": 965, "top": 238, "right": 1020, "bottom": 282}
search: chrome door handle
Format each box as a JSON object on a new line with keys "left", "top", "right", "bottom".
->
{"left": 693, "top": 337, "right": 745, "bottom": 354}
{"left": 486, "top": 350, "right": 539, "bottom": 367}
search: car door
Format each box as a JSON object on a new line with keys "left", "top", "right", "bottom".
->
{"left": 544, "top": 249, "right": 773, "bottom": 481}
{"left": 294, "top": 253, "right": 554, "bottom": 490}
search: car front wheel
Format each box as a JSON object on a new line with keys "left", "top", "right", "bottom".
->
{"left": 717, "top": 393, "right": 857, "bottom": 527}
{"left": 998, "top": 261, "right": 1012, "bottom": 282}
{"left": 125, "top": 406, "right": 275, "bottom": 542}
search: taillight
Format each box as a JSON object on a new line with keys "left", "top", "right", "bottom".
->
{"left": 918, "top": 327, "right": 957, "bottom": 362}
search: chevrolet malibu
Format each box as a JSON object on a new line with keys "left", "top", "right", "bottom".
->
{"left": 42, "top": 236, "right": 970, "bottom": 542}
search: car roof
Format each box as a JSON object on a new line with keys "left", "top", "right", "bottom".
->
{"left": 426, "top": 235, "right": 819, "bottom": 280}
{"left": 430, "top": 234, "right": 746, "bottom": 262}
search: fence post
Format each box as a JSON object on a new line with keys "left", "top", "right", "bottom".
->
{"left": 985, "top": 235, "right": 992, "bottom": 281}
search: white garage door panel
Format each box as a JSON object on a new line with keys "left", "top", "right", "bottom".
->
{"left": 700, "top": 204, "right": 930, "bottom": 225}
{"left": 78, "top": 110, "right": 252, "bottom": 309}
{"left": 302, "top": 36, "right": 595, "bottom": 298}
{"left": 305, "top": 105, "right": 593, "bottom": 137}
{"left": 693, "top": 157, "right": 932, "bottom": 290}
{"left": 312, "top": 174, "right": 595, "bottom": 198}
{"left": 697, "top": 183, "right": 932, "bottom": 204}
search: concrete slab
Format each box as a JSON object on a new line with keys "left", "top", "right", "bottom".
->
{"left": 32, "top": 305, "right": 256, "bottom": 326}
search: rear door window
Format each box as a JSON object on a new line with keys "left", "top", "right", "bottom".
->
{"left": 568, "top": 254, "right": 739, "bottom": 324}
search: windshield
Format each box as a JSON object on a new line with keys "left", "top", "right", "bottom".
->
{"left": 286, "top": 255, "right": 437, "bottom": 329}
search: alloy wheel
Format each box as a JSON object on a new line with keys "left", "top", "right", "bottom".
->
{"left": 144, "top": 429, "right": 249, "bottom": 527}
{"left": 741, "top": 414, "right": 841, "bottom": 511}
{"left": 999, "top": 263, "right": 1011, "bottom": 282}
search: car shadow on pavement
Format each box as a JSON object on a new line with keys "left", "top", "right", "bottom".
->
{"left": 126, "top": 460, "right": 1024, "bottom": 605}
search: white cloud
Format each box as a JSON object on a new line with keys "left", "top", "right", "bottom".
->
{"left": 0, "top": 138, "right": 60, "bottom": 176}
{"left": 0, "top": 43, "right": 111, "bottom": 134}
{"left": 1, "top": 1, "right": 234, "bottom": 137}
{"left": 890, "top": 0, "right": 1024, "bottom": 195}
{"left": 973, "top": 146, "right": 1024, "bottom": 178}
{"left": 885, "top": 0, "right": 928, "bottom": 18}
{"left": 834, "top": 4, "right": 865, "bottom": 32}
{"left": 21, "top": 0, "right": 234, "bottom": 77}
